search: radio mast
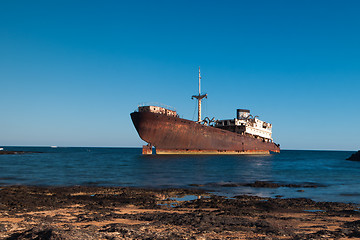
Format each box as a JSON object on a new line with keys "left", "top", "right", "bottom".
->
{"left": 192, "top": 67, "right": 207, "bottom": 122}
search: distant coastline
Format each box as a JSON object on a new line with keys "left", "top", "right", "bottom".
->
{"left": 0, "top": 150, "right": 42, "bottom": 155}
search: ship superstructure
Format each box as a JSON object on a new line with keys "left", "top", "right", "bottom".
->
{"left": 130, "top": 68, "right": 280, "bottom": 155}
{"left": 215, "top": 109, "right": 274, "bottom": 143}
{"left": 138, "top": 105, "right": 178, "bottom": 117}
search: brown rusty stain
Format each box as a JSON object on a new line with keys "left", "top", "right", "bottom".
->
{"left": 142, "top": 145, "right": 152, "bottom": 155}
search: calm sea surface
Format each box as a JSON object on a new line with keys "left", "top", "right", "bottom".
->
{"left": 1, "top": 147, "right": 359, "bottom": 203}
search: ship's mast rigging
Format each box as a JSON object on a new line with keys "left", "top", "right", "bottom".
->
{"left": 191, "top": 67, "right": 207, "bottom": 122}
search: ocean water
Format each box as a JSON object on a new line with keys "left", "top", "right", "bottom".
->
{"left": 0, "top": 147, "right": 359, "bottom": 204}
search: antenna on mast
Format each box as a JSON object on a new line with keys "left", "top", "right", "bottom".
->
{"left": 192, "top": 66, "right": 207, "bottom": 122}
{"left": 198, "top": 66, "right": 201, "bottom": 95}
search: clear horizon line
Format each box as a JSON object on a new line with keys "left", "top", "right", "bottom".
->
{"left": 0, "top": 145, "right": 357, "bottom": 151}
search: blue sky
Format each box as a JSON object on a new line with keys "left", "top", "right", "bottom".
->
{"left": 1, "top": 0, "right": 359, "bottom": 150}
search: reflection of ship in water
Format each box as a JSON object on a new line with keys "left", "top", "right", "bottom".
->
{"left": 132, "top": 154, "right": 274, "bottom": 196}
{"left": 131, "top": 68, "right": 280, "bottom": 155}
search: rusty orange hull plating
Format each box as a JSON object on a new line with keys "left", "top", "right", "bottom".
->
{"left": 131, "top": 111, "right": 280, "bottom": 155}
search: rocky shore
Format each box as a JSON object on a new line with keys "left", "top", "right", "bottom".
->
{"left": 1, "top": 186, "right": 360, "bottom": 239}
{"left": 347, "top": 150, "right": 360, "bottom": 161}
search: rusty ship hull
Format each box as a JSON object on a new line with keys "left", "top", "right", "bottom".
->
{"left": 131, "top": 111, "right": 280, "bottom": 155}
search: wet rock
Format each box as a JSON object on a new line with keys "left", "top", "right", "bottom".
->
{"left": 188, "top": 184, "right": 204, "bottom": 187}
{"left": 0, "top": 151, "right": 42, "bottom": 155}
{"left": 243, "top": 181, "right": 321, "bottom": 188}
{"left": 334, "top": 210, "right": 360, "bottom": 217}
{"left": 6, "top": 224, "right": 99, "bottom": 240}
{"left": 221, "top": 183, "right": 239, "bottom": 187}
{"left": 244, "top": 181, "right": 281, "bottom": 188}
{"left": 347, "top": 150, "right": 360, "bottom": 161}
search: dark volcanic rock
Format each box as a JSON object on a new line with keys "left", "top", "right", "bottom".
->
{"left": 0, "top": 151, "right": 42, "bottom": 155}
{"left": 347, "top": 150, "right": 360, "bottom": 161}
{"left": 342, "top": 220, "right": 360, "bottom": 237}
{"left": 6, "top": 224, "right": 99, "bottom": 240}
{"left": 244, "top": 181, "right": 281, "bottom": 188}
{"left": 1, "top": 186, "right": 360, "bottom": 239}
{"left": 243, "top": 181, "right": 321, "bottom": 188}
